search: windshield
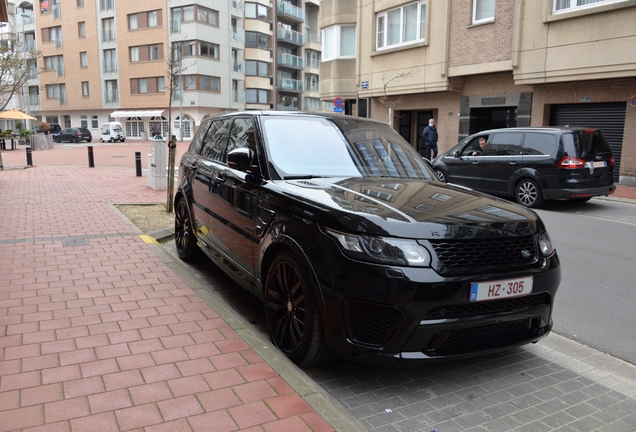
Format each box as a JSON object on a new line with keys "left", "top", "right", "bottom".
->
{"left": 261, "top": 116, "right": 435, "bottom": 180}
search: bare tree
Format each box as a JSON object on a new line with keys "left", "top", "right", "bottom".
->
{"left": 163, "top": 41, "right": 189, "bottom": 213}
{"left": 378, "top": 70, "right": 414, "bottom": 127}
{"left": 0, "top": 36, "right": 40, "bottom": 111}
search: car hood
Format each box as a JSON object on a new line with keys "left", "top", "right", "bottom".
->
{"left": 273, "top": 178, "right": 540, "bottom": 240}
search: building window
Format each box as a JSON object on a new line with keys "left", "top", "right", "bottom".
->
{"left": 92, "top": 115, "right": 99, "bottom": 128}
{"left": 245, "top": 2, "right": 268, "bottom": 20}
{"left": 46, "top": 83, "right": 66, "bottom": 104}
{"left": 128, "top": 14, "right": 138, "bottom": 30}
{"left": 130, "top": 77, "right": 165, "bottom": 94}
{"left": 246, "top": 88, "right": 268, "bottom": 104}
{"left": 102, "top": 18, "right": 115, "bottom": 42}
{"left": 130, "top": 44, "right": 164, "bottom": 62}
{"left": 171, "top": 5, "right": 218, "bottom": 27}
{"left": 322, "top": 25, "right": 356, "bottom": 60}
{"left": 82, "top": 81, "right": 89, "bottom": 96}
{"left": 77, "top": 0, "right": 84, "bottom": 7}
{"left": 245, "top": 31, "right": 269, "bottom": 49}
{"left": 182, "top": 75, "right": 220, "bottom": 92}
{"left": 42, "top": 26, "right": 63, "bottom": 48}
{"left": 103, "top": 49, "right": 117, "bottom": 72}
{"left": 78, "top": 22, "right": 86, "bottom": 38}
{"left": 473, "top": 0, "right": 495, "bottom": 24}
{"left": 554, "top": 0, "right": 625, "bottom": 12}
{"left": 80, "top": 51, "right": 87, "bottom": 67}
{"left": 44, "top": 55, "right": 64, "bottom": 77}
{"left": 199, "top": 41, "right": 219, "bottom": 59}
{"left": 80, "top": 115, "right": 87, "bottom": 127}
{"left": 148, "top": 11, "right": 158, "bottom": 27}
{"left": 376, "top": 1, "right": 426, "bottom": 50}
{"left": 100, "top": 0, "right": 114, "bottom": 11}
{"left": 245, "top": 60, "right": 268, "bottom": 77}
{"left": 128, "top": 10, "right": 161, "bottom": 30}
{"left": 105, "top": 80, "right": 118, "bottom": 103}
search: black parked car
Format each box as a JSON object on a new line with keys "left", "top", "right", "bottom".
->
{"left": 175, "top": 112, "right": 561, "bottom": 367}
{"left": 54, "top": 127, "right": 92, "bottom": 143}
{"left": 432, "top": 127, "right": 616, "bottom": 208}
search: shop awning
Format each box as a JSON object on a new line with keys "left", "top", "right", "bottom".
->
{"left": 110, "top": 110, "right": 164, "bottom": 118}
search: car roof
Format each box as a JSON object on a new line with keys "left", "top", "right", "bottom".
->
{"left": 200, "top": 110, "right": 386, "bottom": 127}
{"left": 474, "top": 126, "right": 599, "bottom": 135}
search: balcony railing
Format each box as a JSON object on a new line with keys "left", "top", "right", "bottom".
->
{"left": 305, "top": 58, "right": 320, "bottom": 69}
{"left": 277, "top": 1, "right": 304, "bottom": 22}
{"left": 53, "top": 4, "right": 61, "bottom": 19}
{"left": 103, "top": 60, "right": 117, "bottom": 73}
{"left": 305, "top": 32, "right": 321, "bottom": 45}
{"left": 231, "top": 28, "right": 244, "bottom": 43}
{"left": 305, "top": 97, "right": 322, "bottom": 111}
{"left": 102, "top": 29, "right": 115, "bottom": 43}
{"left": 21, "top": 15, "right": 34, "bottom": 25}
{"left": 54, "top": 37, "right": 63, "bottom": 49}
{"left": 232, "top": 61, "right": 243, "bottom": 73}
{"left": 28, "top": 69, "right": 38, "bottom": 80}
{"left": 25, "top": 41, "right": 36, "bottom": 51}
{"left": 58, "top": 92, "right": 66, "bottom": 106}
{"left": 305, "top": 82, "right": 319, "bottom": 93}
{"left": 105, "top": 89, "right": 118, "bottom": 103}
{"left": 278, "top": 78, "right": 303, "bottom": 92}
{"left": 232, "top": 90, "right": 245, "bottom": 104}
{"left": 278, "top": 53, "right": 303, "bottom": 69}
{"left": 277, "top": 28, "right": 303, "bottom": 45}
{"left": 29, "top": 95, "right": 40, "bottom": 106}
{"left": 231, "top": 0, "right": 244, "bottom": 11}
{"left": 56, "top": 63, "right": 64, "bottom": 78}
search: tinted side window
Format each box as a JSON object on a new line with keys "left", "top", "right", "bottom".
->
{"left": 523, "top": 133, "right": 557, "bottom": 156}
{"left": 201, "top": 119, "right": 231, "bottom": 162}
{"left": 226, "top": 118, "right": 256, "bottom": 169}
{"left": 487, "top": 133, "right": 523, "bottom": 156}
{"left": 188, "top": 119, "right": 211, "bottom": 155}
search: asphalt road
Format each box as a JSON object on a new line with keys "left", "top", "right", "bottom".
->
{"left": 536, "top": 198, "right": 636, "bottom": 365}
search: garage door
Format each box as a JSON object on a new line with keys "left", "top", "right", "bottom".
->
{"left": 550, "top": 103, "right": 626, "bottom": 179}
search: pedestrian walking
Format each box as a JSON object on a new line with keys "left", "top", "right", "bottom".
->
{"left": 421, "top": 119, "right": 439, "bottom": 161}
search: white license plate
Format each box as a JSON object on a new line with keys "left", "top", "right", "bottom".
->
{"left": 593, "top": 161, "right": 606, "bottom": 168}
{"left": 469, "top": 277, "right": 533, "bottom": 302}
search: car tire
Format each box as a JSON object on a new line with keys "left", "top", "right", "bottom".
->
{"left": 174, "top": 197, "right": 199, "bottom": 261}
{"left": 265, "top": 252, "right": 330, "bottom": 367}
{"left": 120, "top": 138, "right": 125, "bottom": 142}
{"left": 87, "top": 139, "right": 92, "bottom": 143}
{"left": 434, "top": 169, "right": 446, "bottom": 183}
{"left": 71, "top": 137, "right": 77, "bottom": 143}
{"left": 54, "top": 137, "right": 59, "bottom": 143}
{"left": 515, "top": 179, "right": 544, "bottom": 208}
{"left": 109, "top": 137, "right": 114, "bottom": 143}
{"left": 100, "top": 138, "right": 104, "bottom": 143}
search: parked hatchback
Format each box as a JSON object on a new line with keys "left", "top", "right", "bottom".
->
{"left": 175, "top": 112, "right": 561, "bottom": 367}
{"left": 432, "top": 127, "right": 616, "bottom": 208}
{"left": 54, "top": 127, "right": 92, "bottom": 143}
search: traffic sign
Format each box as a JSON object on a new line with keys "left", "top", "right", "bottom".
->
{"left": 333, "top": 97, "right": 343, "bottom": 108}
{"left": 630, "top": 95, "right": 636, "bottom": 108}
{"left": 334, "top": 107, "right": 343, "bottom": 113}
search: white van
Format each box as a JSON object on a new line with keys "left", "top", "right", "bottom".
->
{"left": 99, "top": 122, "right": 126, "bottom": 143}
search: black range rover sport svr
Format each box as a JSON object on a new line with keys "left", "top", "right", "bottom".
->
{"left": 174, "top": 111, "right": 561, "bottom": 367}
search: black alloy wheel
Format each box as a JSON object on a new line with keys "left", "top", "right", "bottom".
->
{"left": 515, "top": 179, "right": 544, "bottom": 208}
{"left": 264, "top": 252, "right": 329, "bottom": 366}
{"left": 434, "top": 169, "right": 446, "bottom": 183}
{"left": 71, "top": 137, "right": 77, "bottom": 143}
{"left": 174, "top": 197, "right": 198, "bottom": 260}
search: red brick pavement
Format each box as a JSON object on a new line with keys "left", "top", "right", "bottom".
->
{"left": 0, "top": 160, "right": 336, "bottom": 431}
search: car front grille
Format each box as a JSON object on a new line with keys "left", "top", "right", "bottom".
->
{"left": 348, "top": 301, "right": 405, "bottom": 348}
{"left": 423, "top": 293, "right": 551, "bottom": 320}
{"left": 426, "top": 317, "right": 540, "bottom": 357}
{"left": 429, "top": 236, "right": 537, "bottom": 274}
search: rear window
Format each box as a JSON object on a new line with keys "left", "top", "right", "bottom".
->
{"left": 562, "top": 131, "right": 612, "bottom": 159}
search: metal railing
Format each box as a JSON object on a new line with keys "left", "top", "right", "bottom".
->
{"left": 305, "top": 82, "right": 319, "bottom": 93}
{"left": 232, "top": 90, "right": 245, "bottom": 104}
{"left": 232, "top": 61, "right": 243, "bottom": 73}
{"left": 101, "top": 29, "right": 115, "bottom": 43}
{"left": 103, "top": 60, "right": 117, "bottom": 73}
{"left": 56, "top": 63, "right": 64, "bottom": 78}
{"left": 104, "top": 89, "right": 118, "bottom": 103}
{"left": 52, "top": 4, "right": 61, "bottom": 19}
{"left": 305, "top": 57, "right": 320, "bottom": 69}
{"left": 278, "top": 53, "right": 303, "bottom": 69}
{"left": 232, "top": 28, "right": 244, "bottom": 43}
{"left": 170, "top": 19, "right": 180, "bottom": 33}
{"left": 277, "top": 78, "right": 303, "bottom": 92}
{"left": 231, "top": 0, "right": 244, "bottom": 11}
{"left": 305, "top": 32, "right": 321, "bottom": 45}
{"left": 277, "top": 1, "right": 304, "bottom": 21}
{"left": 58, "top": 92, "right": 66, "bottom": 106}
{"left": 54, "top": 37, "right": 63, "bottom": 49}
{"left": 277, "top": 27, "right": 303, "bottom": 45}
{"left": 25, "top": 41, "right": 36, "bottom": 51}
{"left": 29, "top": 95, "right": 40, "bottom": 106}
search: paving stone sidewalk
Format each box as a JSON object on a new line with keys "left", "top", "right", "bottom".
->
{"left": 0, "top": 165, "right": 353, "bottom": 432}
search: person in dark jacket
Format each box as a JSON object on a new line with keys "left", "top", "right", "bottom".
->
{"left": 421, "top": 119, "right": 439, "bottom": 160}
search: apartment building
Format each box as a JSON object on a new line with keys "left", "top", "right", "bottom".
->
{"left": 5, "top": 0, "right": 323, "bottom": 140}
{"left": 320, "top": 0, "right": 636, "bottom": 185}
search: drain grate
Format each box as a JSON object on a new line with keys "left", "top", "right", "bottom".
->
{"left": 62, "top": 237, "right": 90, "bottom": 247}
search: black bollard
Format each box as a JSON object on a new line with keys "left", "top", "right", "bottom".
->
{"left": 26, "top": 146, "right": 33, "bottom": 166}
{"left": 87, "top": 146, "right": 94, "bottom": 168}
{"left": 135, "top": 151, "right": 142, "bottom": 176}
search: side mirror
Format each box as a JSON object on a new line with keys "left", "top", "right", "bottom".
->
{"left": 227, "top": 147, "right": 254, "bottom": 172}
{"left": 453, "top": 150, "right": 460, "bottom": 158}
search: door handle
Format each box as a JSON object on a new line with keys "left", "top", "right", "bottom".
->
{"left": 213, "top": 173, "right": 226, "bottom": 183}
{"left": 472, "top": 161, "right": 479, "bottom": 165}
{"left": 509, "top": 162, "right": 517, "bottom": 166}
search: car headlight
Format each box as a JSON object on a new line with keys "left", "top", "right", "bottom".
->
{"left": 538, "top": 232, "right": 555, "bottom": 257}
{"left": 326, "top": 228, "right": 431, "bottom": 267}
